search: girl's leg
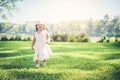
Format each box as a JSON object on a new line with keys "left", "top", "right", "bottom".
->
{"left": 35, "top": 60, "right": 40, "bottom": 68}
{"left": 36, "top": 60, "right": 39, "bottom": 64}
{"left": 43, "top": 59, "right": 46, "bottom": 62}
{"left": 43, "top": 59, "right": 46, "bottom": 65}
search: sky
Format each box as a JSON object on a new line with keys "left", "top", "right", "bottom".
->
{"left": 7, "top": 0, "right": 120, "bottom": 24}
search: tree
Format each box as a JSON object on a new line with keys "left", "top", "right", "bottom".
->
{"left": 95, "top": 14, "right": 110, "bottom": 37}
{"left": 111, "top": 15, "right": 120, "bottom": 37}
{"left": 103, "top": 14, "right": 110, "bottom": 36}
{"left": 0, "top": 0, "right": 22, "bottom": 19}
{"left": 87, "top": 19, "right": 95, "bottom": 36}
{"left": 95, "top": 20, "right": 104, "bottom": 36}
{"left": 0, "top": 22, "right": 12, "bottom": 33}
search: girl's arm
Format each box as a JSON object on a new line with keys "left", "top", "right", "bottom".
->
{"left": 31, "top": 36, "right": 36, "bottom": 50}
{"left": 46, "top": 31, "right": 51, "bottom": 44}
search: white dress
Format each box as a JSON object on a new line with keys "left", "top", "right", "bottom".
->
{"left": 33, "top": 30, "right": 52, "bottom": 61}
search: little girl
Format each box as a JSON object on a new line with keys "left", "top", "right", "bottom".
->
{"left": 31, "top": 21, "right": 52, "bottom": 68}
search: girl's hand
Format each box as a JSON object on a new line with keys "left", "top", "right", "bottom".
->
{"left": 31, "top": 46, "right": 34, "bottom": 50}
{"left": 46, "top": 41, "right": 48, "bottom": 44}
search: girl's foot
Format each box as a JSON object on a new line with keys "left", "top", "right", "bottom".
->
{"left": 43, "top": 62, "right": 46, "bottom": 66}
{"left": 35, "top": 64, "right": 39, "bottom": 68}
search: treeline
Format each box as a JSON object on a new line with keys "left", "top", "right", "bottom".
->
{"left": 0, "top": 34, "right": 31, "bottom": 41}
{"left": 51, "top": 33, "right": 90, "bottom": 42}
{"left": 0, "top": 33, "right": 90, "bottom": 42}
{"left": 0, "top": 22, "right": 35, "bottom": 34}
{"left": 0, "top": 14, "right": 120, "bottom": 42}
{"left": 49, "top": 14, "right": 120, "bottom": 37}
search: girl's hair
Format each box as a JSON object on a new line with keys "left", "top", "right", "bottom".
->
{"left": 35, "top": 24, "right": 45, "bottom": 31}
{"left": 35, "top": 25, "right": 38, "bottom": 31}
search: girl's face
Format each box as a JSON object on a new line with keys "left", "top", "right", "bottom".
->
{"left": 36, "top": 24, "right": 44, "bottom": 31}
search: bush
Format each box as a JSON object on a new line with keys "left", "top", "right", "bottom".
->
{"left": 1, "top": 35, "right": 8, "bottom": 41}
{"left": 106, "top": 38, "right": 110, "bottom": 42}
{"left": 75, "top": 38, "right": 82, "bottom": 42}
{"left": 68, "top": 33, "right": 90, "bottom": 42}
{"left": 77, "top": 33, "right": 90, "bottom": 42}
{"left": 102, "top": 37, "right": 120, "bottom": 43}
{"left": 77, "top": 33, "right": 89, "bottom": 42}
{"left": 109, "top": 37, "right": 116, "bottom": 43}
{"left": 60, "top": 34, "right": 68, "bottom": 42}
{"left": 51, "top": 33, "right": 90, "bottom": 42}
{"left": 98, "top": 35, "right": 107, "bottom": 42}
{"left": 9, "top": 37, "right": 15, "bottom": 41}
{"left": 68, "top": 34, "right": 76, "bottom": 42}
{"left": 81, "top": 33, "right": 86, "bottom": 38}
{"left": 81, "top": 35, "right": 90, "bottom": 42}
{"left": 27, "top": 37, "right": 31, "bottom": 41}
{"left": 57, "top": 37, "right": 62, "bottom": 42}
{"left": 21, "top": 37, "right": 31, "bottom": 41}
{"left": 75, "top": 35, "right": 81, "bottom": 42}
{"left": 15, "top": 34, "right": 22, "bottom": 41}
{"left": 52, "top": 34, "right": 62, "bottom": 42}
{"left": 116, "top": 38, "right": 120, "bottom": 42}
{"left": 22, "top": 38, "right": 27, "bottom": 41}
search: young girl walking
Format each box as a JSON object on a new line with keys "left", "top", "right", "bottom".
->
{"left": 31, "top": 21, "right": 52, "bottom": 68}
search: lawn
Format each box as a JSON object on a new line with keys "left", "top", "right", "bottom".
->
{"left": 0, "top": 41, "right": 120, "bottom": 80}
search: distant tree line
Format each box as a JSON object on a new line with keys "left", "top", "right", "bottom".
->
{"left": 0, "top": 34, "right": 31, "bottom": 41}
{"left": 0, "top": 14, "right": 120, "bottom": 42}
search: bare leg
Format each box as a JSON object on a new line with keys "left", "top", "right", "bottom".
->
{"left": 36, "top": 60, "right": 39, "bottom": 64}
{"left": 43, "top": 59, "right": 46, "bottom": 65}
{"left": 43, "top": 59, "right": 46, "bottom": 62}
{"left": 35, "top": 60, "right": 40, "bottom": 68}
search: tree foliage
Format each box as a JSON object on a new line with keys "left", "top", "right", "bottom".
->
{"left": 0, "top": 0, "right": 22, "bottom": 19}
{"left": 0, "top": 14, "right": 120, "bottom": 38}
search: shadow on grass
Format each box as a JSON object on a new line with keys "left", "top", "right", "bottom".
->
{"left": 0, "top": 52, "right": 17, "bottom": 58}
{"left": 0, "top": 48, "right": 13, "bottom": 51}
{"left": 52, "top": 43, "right": 119, "bottom": 53}
{"left": 112, "top": 70, "right": 120, "bottom": 80}
{"left": 0, "top": 56, "right": 34, "bottom": 69}
{"left": 13, "top": 71, "right": 62, "bottom": 80}
{"left": 0, "top": 69, "right": 62, "bottom": 80}
{"left": 47, "top": 55, "right": 102, "bottom": 70}
{"left": 1, "top": 51, "right": 120, "bottom": 71}
{"left": 0, "top": 54, "right": 100, "bottom": 70}
{"left": 110, "top": 64, "right": 120, "bottom": 80}
{"left": 52, "top": 47, "right": 113, "bottom": 53}
{"left": 0, "top": 53, "right": 120, "bottom": 80}
{"left": 0, "top": 49, "right": 33, "bottom": 58}
{"left": 100, "top": 53, "right": 120, "bottom": 60}
{"left": 102, "top": 42, "right": 120, "bottom": 49}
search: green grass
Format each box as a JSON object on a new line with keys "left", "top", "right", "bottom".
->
{"left": 0, "top": 41, "right": 120, "bottom": 80}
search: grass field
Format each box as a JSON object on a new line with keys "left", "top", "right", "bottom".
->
{"left": 0, "top": 41, "right": 120, "bottom": 80}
